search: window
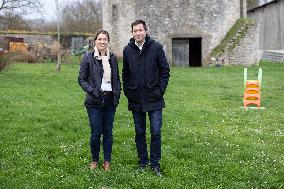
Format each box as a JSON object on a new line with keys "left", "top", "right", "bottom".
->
{"left": 112, "top": 5, "right": 117, "bottom": 17}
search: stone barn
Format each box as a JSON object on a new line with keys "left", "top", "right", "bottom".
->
{"left": 103, "top": 0, "right": 259, "bottom": 66}
{"left": 248, "top": 0, "right": 284, "bottom": 62}
{"left": 248, "top": 0, "right": 284, "bottom": 50}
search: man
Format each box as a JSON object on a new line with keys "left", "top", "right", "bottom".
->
{"left": 122, "top": 20, "right": 170, "bottom": 176}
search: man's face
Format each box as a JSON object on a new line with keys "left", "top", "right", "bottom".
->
{"left": 132, "top": 23, "right": 147, "bottom": 43}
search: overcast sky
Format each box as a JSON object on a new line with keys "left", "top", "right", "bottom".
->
{"left": 24, "top": 0, "right": 101, "bottom": 21}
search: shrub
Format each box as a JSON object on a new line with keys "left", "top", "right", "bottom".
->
{"left": 0, "top": 53, "right": 12, "bottom": 72}
{"left": 18, "top": 52, "right": 40, "bottom": 63}
{"left": 0, "top": 51, "right": 41, "bottom": 72}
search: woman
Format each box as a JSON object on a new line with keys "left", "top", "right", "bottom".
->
{"left": 78, "top": 29, "right": 120, "bottom": 171}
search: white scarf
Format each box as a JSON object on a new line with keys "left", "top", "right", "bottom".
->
{"left": 94, "top": 46, "right": 111, "bottom": 83}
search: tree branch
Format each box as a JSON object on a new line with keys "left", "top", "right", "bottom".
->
{"left": 0, "top": 0, "right": 42, "bottom": 14}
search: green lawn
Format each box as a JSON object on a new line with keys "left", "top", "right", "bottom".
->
{"left": 0, "top": 61, "right": 283, "bottom": 188}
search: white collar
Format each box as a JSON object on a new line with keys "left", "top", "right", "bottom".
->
{"left": 135, "top": 40, "right": 145, "bottom": 50}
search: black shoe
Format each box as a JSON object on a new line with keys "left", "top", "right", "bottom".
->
{"left": 136, "top": 164, "right": 148, "bottom": 173}
{"left": 152, "top": 167, "right": 162, "bottom": 177}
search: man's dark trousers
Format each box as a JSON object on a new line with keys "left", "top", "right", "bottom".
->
{"left": 132, "top": 109, "right": 162, "bottom": 168}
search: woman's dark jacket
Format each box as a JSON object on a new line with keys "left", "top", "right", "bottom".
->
{"left": 122, "top": 35, "right": 170, "bottom": 112}
{"left": 78, "top": 51, "right": 121, "bottom": 107}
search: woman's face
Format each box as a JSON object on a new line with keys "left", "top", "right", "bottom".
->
{"left": 95, "top": 33, "right": 109, "bottom": 52}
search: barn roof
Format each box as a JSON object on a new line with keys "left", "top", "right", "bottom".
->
{"left": 248, "top": 0, "right": 282, "bottom": 12}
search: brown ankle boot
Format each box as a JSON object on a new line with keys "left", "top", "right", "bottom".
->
{"left": 90, "top": 162, "right": 98, "bottom": 170}
{"left": 102, "top": 161, "right": 110, "bottom": 171}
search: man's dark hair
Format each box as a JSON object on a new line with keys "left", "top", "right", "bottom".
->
{"left": 95, "top": 29, "right": 110, "bottom": 41}
{"left": 131, "top": 20, "right": 148, "bottom": 32}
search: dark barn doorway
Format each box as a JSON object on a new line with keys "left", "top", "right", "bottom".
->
{"left": 172, "top": 38, "right": 202, "bottom": 67}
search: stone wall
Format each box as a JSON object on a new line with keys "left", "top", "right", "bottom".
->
{"left": 103, "top": 0, "right": 241, "bottom": 65}
{"left": 221, "top": 23, "right": 259, "bottom": 65}
{"left": 0, "top": 33, "right": 55, "bottom": 50}
{"left": 102, "top": 0, "right": 135, "bottom": 57}
{"left": 0, "top": 33, "right": 89, "bottom": 51}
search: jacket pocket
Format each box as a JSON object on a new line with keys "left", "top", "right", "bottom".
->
{"left": 145, "top": 83, "right": 162, "bottom": 103}
{"left": 85, "top": 93, "right": 102, "bottom": 106}
{"left": 126, "top": 84, "right": 139, "bottom": 103}
{"left": 127, "top": 82, "right": 137, "bottom": 90}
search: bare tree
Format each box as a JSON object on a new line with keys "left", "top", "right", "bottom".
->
{"left": 55, "top": 0, "right": 61, "bottom": 71}
{"left": 0, "top": 0, "right": 42, "bottom": 14}
{"left": 0, "top": 0, "right": 102, "bottom": 33}
{"left": 27, "top": 19, "right": 57, "bottom": 32}
{"left": 0, "top": 11, "right": 31, "bottom": 30}
{"left": 60, "top": 0, "right": 102, "bottom": 33}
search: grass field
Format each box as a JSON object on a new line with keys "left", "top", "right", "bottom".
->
{"left": 0, "top": 60, "right": 283, "bottom": 188}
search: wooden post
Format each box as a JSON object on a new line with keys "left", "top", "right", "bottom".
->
{"left": 56, "top": 0, "right": 61, "bottom": 71}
